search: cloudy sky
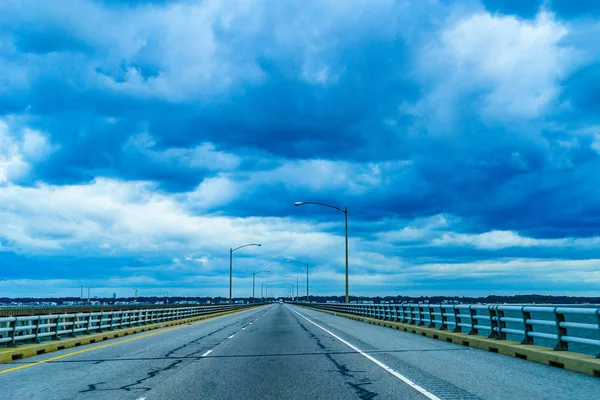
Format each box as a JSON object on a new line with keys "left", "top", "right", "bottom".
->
{"left": 1, "top": 0, "right": 600, "bottom": 299}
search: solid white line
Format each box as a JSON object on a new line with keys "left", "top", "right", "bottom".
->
{"left": 287, "top": 306, "right": 441, "bottom": 400}
{"left": 201, "top": 350, "right": 213, "bottom": 357}
{"left": 228, "top": 334, "right": 235, "bottom": 339}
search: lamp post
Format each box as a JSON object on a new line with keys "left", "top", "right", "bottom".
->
{"left": 76, "top": 282, "right": 83, "bottom": 302}
{"left": 263, "top": 281, "right": 276, "bottom": 303}
{"left": 252, "top": 270, "right": 270, "bottom": 304}
{"left": 230, "top": 243, "right": 262, "bottom": 304}
{"left": 295, "top": 201, "right": 349, "bottom": 304}
{"left": 284, "top": 275, "right": 298, "bottom": 301}
{"left": 87, "top": 286, "right": 93, "bottom": 303}
{"left": 286, "top": 260, "right": 309, "bottom": 303}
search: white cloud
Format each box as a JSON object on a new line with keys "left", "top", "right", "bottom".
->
{"left": 126, "top": 133, "right": 240, "bottom": 171}
{"left": 419, "top": 10, "right": 579, "bottom": 124}
{"left": 186, "top": 175, "right": 238, "bottom": 210}
{"left": 0, "top": 177, "right": 342, "bottom": 257}
{"left": 0, "top": 119, "right": 57, "bottom": 184}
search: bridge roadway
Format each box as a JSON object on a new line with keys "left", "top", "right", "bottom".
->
{"left": 0, "top": 304, "right": 598, "bottom": 399}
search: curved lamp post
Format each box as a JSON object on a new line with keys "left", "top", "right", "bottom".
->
{"left": 263, "top": 281, "right": 276, "bottom": 302}
{"left": 286, "top": 260, "right": 309, "bottom": 303}
{"left": 294, "top": 201, "right": 349, "bottom": 303}
{"left": 252, "top": 270, "right": 270, "bottom": 304}
{"left": 284, "top": 275, "right": 299, "bottom": 301}
{"left": 230, "top": 243, "right": 262, "bottom": 304}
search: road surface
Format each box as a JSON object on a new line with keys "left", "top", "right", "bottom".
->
{"left": 0, "top": 304, "right": 598, "bottom": 399}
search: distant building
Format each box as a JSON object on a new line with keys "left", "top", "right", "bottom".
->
{"left": 112, "top": 292, "right": 117, "bottom": 300}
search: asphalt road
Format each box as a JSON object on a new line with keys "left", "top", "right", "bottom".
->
{"left": 0, "top": 304, "right": 598, "bottom": 399}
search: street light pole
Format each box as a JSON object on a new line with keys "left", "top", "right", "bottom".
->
{"left": 286, "top": 260, "right": 309, "bottom": 303}
{"left": 229, "top": 243, "right": 262, "bottom": 304}
{"left": 294, "top": 201, "right": 349, "bottom": 304}
{"left": 285, "top": 275, "right": 298, "bottom": 301}
{"left": 252, "top": 270, "right": 270, "bottom": 304}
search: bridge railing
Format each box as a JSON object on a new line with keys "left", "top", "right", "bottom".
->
{"left": 0, "top": 304, "right": 252, "bottom": 347}
{"left": 299, "top": 303, "right": 600, "bottom": 357}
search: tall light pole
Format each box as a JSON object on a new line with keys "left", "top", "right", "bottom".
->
{"left": 87, "top": 286, "right": 93, "bottom": 303}
{"left": 286, "top": 260, "right": 309, "bottom": 303}
{"left": 262, "top": 280, "right": 274, "bottom": 302}
{"left": 284, "top": 275, "right": 298, "bottom": 301}
{"left": 252, "top": 270, "right": 270, "bottom": 304}
{"left": 295, "top": 201, "right": 349, "bottom": 304}
{"left": 230, "top": 243, "right": 262, "bottom": 304}
{"left": 77, "top": 282, "right": 83, "bottom": 302}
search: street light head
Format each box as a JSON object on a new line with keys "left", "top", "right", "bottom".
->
{"left": 294, "top": 202, "right": 304, "bottom": 206}
{"left": 257, "top": 244, "right": 262, "bottom": 246}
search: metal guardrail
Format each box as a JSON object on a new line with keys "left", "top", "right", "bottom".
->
{"left": 0, "top": 303, "right": 228, "bottom": 317}
{"left": 0, "top": 304, "right": 252, "bottom": 347}
{"left": 300, "top": 303, "right": 600, "bottom": 357}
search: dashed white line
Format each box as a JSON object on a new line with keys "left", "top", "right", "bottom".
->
{"left": 242, "top": 327, "right": 247, "bottom": 330}
{"left": 201, "top": 350, "right": 213, "bottom": 357}
{"left": 286, "top": 306, "right": 441, "bottom": 400}
{"left": 228, "top": 334, "right": 235, "bottom": 339}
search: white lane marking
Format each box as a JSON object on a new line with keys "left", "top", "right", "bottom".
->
{"left": 136, "top": 397, "right": 146, "bottom": 400}
{"left": 249, "top": 323, "right": 253, "bottom": 325}
{"left": 201, "top": 350, "right": 213, "bottom": 357}
{"left": 287, "top": 306, "right": 441, "bottom": 400}
{"left": 228, "top": 334, "right": 235, "bottom": 339}
{"left": 242, "top": 327, "right": 247, "bottom": 330}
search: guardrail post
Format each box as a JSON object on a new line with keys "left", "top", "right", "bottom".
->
{"left": 553, "top": 308, "right": 568, "bottom": 351}
{"left": 403, "top": 304, "right": 411, "bottom": 324}
{"left": 391, "top": 305, "right": 398, "bottom": 322}
{"left": 33, "top": 317, "right": 41, "bottom": 343}
{"left": 520, "top": 307, "right": 534, "bottom": 344}
{"left": 87, "top": 313, "right": 93, "bottom": 335}
{"left": 452, "top": 306, "right": 461, "bottom": 332}
{"left": 468, "top": 306, "right": 478, "bottom": 335}
{"left": 427, "top": 305, "right": 435, "bottom": 328}
{"left": 440, "top": 305, "right": 448, "bottom": 331}
{"left": 417, "top": 305, "right": 425, "bottom": 326}
{"left": 488, "top": 306, "right": 499, "bottom": 339}
{"left": 55, "top": 316, "right": 62, "bottom": 341}
{"left": 496, "top": 307, "right": 506, "bottom": 340}
{"left": 8, "top": 317, "right": 17, "bottom": 347}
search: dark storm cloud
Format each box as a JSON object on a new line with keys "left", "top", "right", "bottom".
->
{"left": 1, "top": 0, "right": 600, "bottom": 296}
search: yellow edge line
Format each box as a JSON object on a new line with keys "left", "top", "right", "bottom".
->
{"left": 0, "top": 307, "right": 256, "bottom": 375}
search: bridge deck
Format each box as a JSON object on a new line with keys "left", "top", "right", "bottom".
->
{"left": 0, "top": 304, "right": 598, "bottom": 399}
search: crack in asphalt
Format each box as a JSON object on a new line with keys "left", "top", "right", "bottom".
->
{"left": 295, "top": 307, "right": 484, "bottom": 400}
{"left": 288, "top": 307, "right": 379, "bottom": 399}
{"left": 76, "top": 308, "right": 268, "bottom": 394}
{"left": 79, "top": 360, "right": 184, "bottom": 393}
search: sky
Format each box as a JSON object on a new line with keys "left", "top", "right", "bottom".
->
{"left": 1, "top": 0, "right": 600, "bottom": 299}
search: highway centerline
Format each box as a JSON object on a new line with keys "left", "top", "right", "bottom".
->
{"left": 287, "top": 305, "right": 441, "bottom": 400}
